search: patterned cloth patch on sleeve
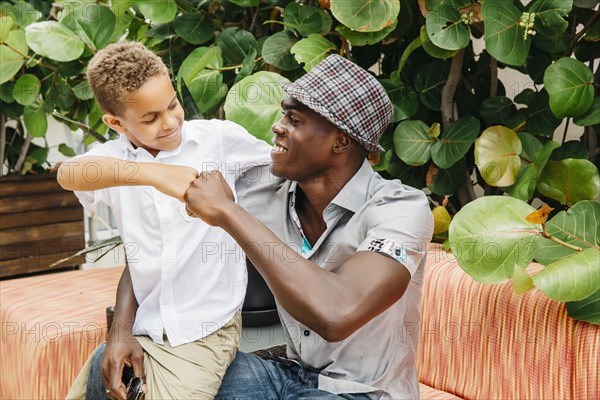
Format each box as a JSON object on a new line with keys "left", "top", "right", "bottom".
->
{"left": 367, "top": 239, "right": 406, "bottom": 263}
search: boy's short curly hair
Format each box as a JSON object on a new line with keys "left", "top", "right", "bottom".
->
{"left": 86, "top": 41, "right": 168, "bottom": 117}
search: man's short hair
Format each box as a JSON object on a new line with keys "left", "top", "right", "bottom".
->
{"left": 86, "top": 41, "right": 168, "bottom": 117}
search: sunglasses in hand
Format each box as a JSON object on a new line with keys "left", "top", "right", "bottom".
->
{"left": 126, "top": 375, "right": 145, "bottom": 400}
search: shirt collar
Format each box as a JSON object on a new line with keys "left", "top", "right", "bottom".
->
{"left": 287, "top": 159, "right": 374, "bottom": 213}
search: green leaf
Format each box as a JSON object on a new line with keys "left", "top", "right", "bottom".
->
{"left": 235, "top": 48, "right": 257, "bottom": 84}
{"left": 449, "top": 196, "right": 541, "bottom": 284}
{"left": 395, "top": 35, "right": 423, "bottom": 76}
{"left": 566, "top": 289, "right": 600, "bottom": 325}
{"left": 550, "top": 140, "right": 589, "bottom": 160}
{"left": 60, "top": 4, "right": 115, "bottom": 50}
{"left": 480, "top": 96, "right": 517, "bottom": 124}
{"left": 425, "top": 0, "right": 471, "bottom": 10}
{"left": 573, "top": 0, "right": 598, "bottom": 8}
{"left": 337, "top": 21, "right": 397, "bottom": 46}
{"left": 524, "top": 89, "right": 561, "bottom": 137}
{"left": 517, "top": 132, "right": 543, "bottom": 161}
{"left": 290, "top": 34, "right": 336, "bottom": 71}
{"left": 506, "top": 140, "right": 560, "bottom": 201}
{"left": 23, "top": 102, "right": 47, "bottom": 137}
{"left": 535, "top": 200, "right": 600, "bottom": 266}
{"left": 544, "top": 57, "right": 595, "bottom": 118}
{"left": 179, "top": 77, "right": 203, "bottom": 120}
{"left": 11, "top": 1, "right": 41, "bottom": 28}
{"left": 428, "top": 158, "right": 468, "bottom": 195}
{"left": 380, "top": 79, "right": 418, "bottom": 123}
{"left": 431, "top": 115, "right": 480, "bottom": 169}
{"left": 136, "top": 0, "right": 177, "bottom": 24}
{"left": 573, "top": 96, "right": 600, "bottom": 127}
{"left": 482, "top": 0, "right": 531, "bottom": 66}
{"left": 527, "top": 51, "right": 553, "bottom": 84}
{"left": 0, "top": 82, "right": 14, "bottom": 103}
{"left": 330, "top": 0, "right": 400, "bottom": 32}
{"left": 426, "top": 5, "right": 470, "bottom": 50}
{"left": 25, "top": 21, "right": 84, "bottom": 62}
{"left": 387, "top": 152, "right": 427, "bottom": 188}
{"left": 512, "top": 264, "right": 535, "bottom": 294}
{"left": 537, "top": 159, "right": 600, "bottom": 205}
{"left": 420, "top": 24, "right": 458, "bottom": 59}
{"left": 283, "top": 3, "right": 324, "bottom": 37}
{"left": 393, "top": 120, "right": 434, "bottom": 166}
{"left": 224, "top": 71, "right": 289, "bottom": 142}
{"left": 413, "top": 60, "right": 450, "bottom": 111}
{"left": 262, "top": 31, "right": 301, "bottom": 71}
{"left": 533, "top": 248, "right": 600, "bottom": 302}
{"left": 475, "top": 126, "right": 522, "bottom": 187}
{"left": 58, "top": 143, "right": 76, "bottom": 157}
{"left": 216, "top": 28, "right": 259, "bottom": 66}
{"left": 13, "top": 73, "right": 40, "bottom": 106}
{"left": 174, "top": 13, "right": 215, "bottom": 45}
{"left": 529, "top": 0, "right": 572, "bottom": 38}
{"left": 0, "top": 12, "right": 14, "bottom": 42}
{"left": 533, "top": 32, "right": 571, "bottom": 54}
{"left": 0, "top": 30, "right": 27, "bottom": 85}
{"left": 227, "top": 0, "right": 260, "bottom": 6}
{"left": 177, "top": 47, "right": 226, "bottom": 114}
{"left": 72, "top": 80, "right": 94, "bottom": 100}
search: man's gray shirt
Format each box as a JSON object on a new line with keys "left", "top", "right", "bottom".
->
{"left": 236, "top": 160, "right": 433, "bottom": 400}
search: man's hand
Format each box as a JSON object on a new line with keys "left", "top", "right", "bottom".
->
{"left": 184, "top": 171, "right": 236, "bottom": 226}
{"left": 150, "top": 164, "right": 199, "bottom": 202}
{"left": 101, "top": 325, "right": 145, "bottom": 400}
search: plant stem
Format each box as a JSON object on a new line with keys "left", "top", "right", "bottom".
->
{"left": 542, "top": 225, "right": 584, "bottom": 252}
{"left": 562, "top": 117, "right": 570, "bottom": 144}
{"left": 489, "top": 56, "right": 498, "bottom": 97}
{"left": 441, "top": 49, "right": 465, "bottom": 128}
{"left": 0, "top": 113, "right": 5, "bottom": 175}
{"left": 456, "top": 170, "right": 477, "bottom": 207}
{"left": 14, "top": 119, "right": 31, "bottom": 175}
{"left": 566, "top": 8, "right": 600, "bottom": 56}
{"left": 3, "top": 43, "right": 58, "bottom": 72}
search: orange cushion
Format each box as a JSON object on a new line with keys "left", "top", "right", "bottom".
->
{"left": 418, "top": 244, "right": 599, "bottom": 400}
{"left": 0, "top": 267, "right": 123, "bottom": 399}
{"left": 420, "top": 382, "right": 463, "bottom": 399}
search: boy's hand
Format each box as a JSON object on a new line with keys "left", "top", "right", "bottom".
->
{"left": 150, "top": 164, "right": 199, "bottom": 202}
{"left": 185, "top": 171, "right": 236, "bottom": 226}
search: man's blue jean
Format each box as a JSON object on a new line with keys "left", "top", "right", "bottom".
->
{"left": 85, "top": 343, "right": 372, "bottom": 399}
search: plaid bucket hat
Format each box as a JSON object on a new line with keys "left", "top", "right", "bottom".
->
{"left": 280, "top": 54, "right": 392, "bottom": 153}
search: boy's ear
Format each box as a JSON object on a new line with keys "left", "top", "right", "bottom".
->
{"left": 102, "top": 114, "right": 126, "bottom": 133}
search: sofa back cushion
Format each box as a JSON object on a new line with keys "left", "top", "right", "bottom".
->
{"left": 418, "top": 244, "right": 599, "bottom": 399}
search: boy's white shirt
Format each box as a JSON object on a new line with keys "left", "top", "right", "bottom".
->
{"left": 73, "top": 119, "right": 272, "bottom": 347}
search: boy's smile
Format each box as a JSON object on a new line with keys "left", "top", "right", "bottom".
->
{"left": 103, "top": 74, "right": 184, "bottom": 157}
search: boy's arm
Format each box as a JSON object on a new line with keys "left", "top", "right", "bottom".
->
{"left": 57, "top": 156, "right": 198, "bottom": 202}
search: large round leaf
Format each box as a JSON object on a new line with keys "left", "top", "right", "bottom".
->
{"left": 174, "top": 13, "right": 215, "bottom": 45}
{"left": 393, "top": 120, "right": 434, "bottom": 166}
{"left": 535, "top": 200, "right": 600, "bottom": 266}
{"left": 9, "top": 1, "right": 41, "bottom": 28}
{"left": 573, "top": 96, "right": 600, "bottom": 127}
{"left": 532, "top": 248, "right": 600, "bottom": 302}
{"left": 337, "top": 21, "right": 397, "bottom": 46}
{"left": 480, "top": 96, "right": 516, "bottom": 124}
{"left": 25, "top": 21, "right": 84, "bottom": 62}
{"left": 216, "top": 28, "right": 259, "bottom": 65}
{"left": 426, "top": 5, "right": 470, "bottom": 50}
{"left": 523, "top": 89, "right": 561, "bottom": 137}
{"left": 60, "top": 4, "right": 115, "bottom": 50}
{"left": 136, "top": 0, "right": 177, "bottom": 24}
{"left": 413, "top": 60, "right": 450, "bottom": 111}
{"left": 550, "top": 140, "right": 589, "bottom": 160}
{"left": 431, "top": 115, "right": 480, "bottom": 169}
{"left": 283, "top": 3, "right": 324, "bottom": 37}
{"left": 387, "top": 152, "right": 428, "bottom": 189}
{"left": 474, "top": 126, "right": 522, "bottom": 187}
{"left": 224, "top": 71, "right": 289, "bottom": 142}
{"left": 482, "top": 0, "right": 531, "bottom": 66}
{"left": 13, "top": 74, "right": 40, "bottom": 106}
{"left": 544, "top": 57, "right": 594, "bottom": 118}
{"left": 330, "top": 0, "right": 400, "bottom": 33}
{"left": 0, "top": 12, "right": 14, "bottom": 42}
{"left": 449, "top": 196, "right": 542, "bottom": 284}
{"left": 517, "top": 132, "right": 543, "bottom": 162}
{"left": 380, "top": 79, "right": 418, "bottom": 123}
{"left": 506, "top": 140, "right": 560, "bottom": 201}
{"left": 428, "top": 158, "right": 468, "bottom": 195}
{"left": 529, "top": 0, "right": 572, "bottom": 38}
{"left": 262, "top": 31, "right": 301, "bottom": 71}
{"left": 0, "top": 30, "right": 27, "bottom": 85}
{"left": 566, "top": 289, "right": 600, "bottom": 325}
{"left": 177, "top": 47, "right": 226, "bottom": 114}
{"left": 420, "top": 25, "right": 458, "bottom": 59}
{"left": 290, "top": 34, "right": 336, "bottom": 71}
{"left": 23, "top": 102, "right": 47, "bottom": 137}
{"left": 537, "top": 159, "right": 600, "bottom": 205}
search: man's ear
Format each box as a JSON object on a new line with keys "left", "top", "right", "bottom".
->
{"left": 101, "top": 114, "right": 126, "bottom": 134}
{"left": 332, "top": 132, "right": 353, "bottom": 154}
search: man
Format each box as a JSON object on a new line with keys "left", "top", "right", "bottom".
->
{"left": 89, "top": 54, "right": 433, "bottom": 399}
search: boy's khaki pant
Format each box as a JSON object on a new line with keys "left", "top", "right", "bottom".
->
{"left": 67, "top": 313, "right": 241, "bottom": 400}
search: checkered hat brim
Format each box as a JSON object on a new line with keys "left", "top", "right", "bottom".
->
{"left": 280, "top": 55, "right": 392, "bottom": 153}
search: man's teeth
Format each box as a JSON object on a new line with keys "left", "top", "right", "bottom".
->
{"left": 274, "top": 144, "right": 287, "bottom": 152}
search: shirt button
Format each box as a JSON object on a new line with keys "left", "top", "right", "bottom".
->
{"left": 303, "top": 330, "right": 310, "bottom": 336}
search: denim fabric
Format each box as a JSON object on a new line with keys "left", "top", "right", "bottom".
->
{"left": 86, "top": 344, "right": 372, "bottom": 400}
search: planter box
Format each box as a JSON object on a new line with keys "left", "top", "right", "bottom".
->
{"left": 0, "top": 173, "right": 85, "bottom": 278}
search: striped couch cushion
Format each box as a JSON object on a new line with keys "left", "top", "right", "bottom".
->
{"left": 418, "top": 244, "right": 599, "bottom": 400}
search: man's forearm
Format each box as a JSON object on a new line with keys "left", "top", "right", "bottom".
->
{"left": 57, "top": 157, "right": 157, "bottom": 191}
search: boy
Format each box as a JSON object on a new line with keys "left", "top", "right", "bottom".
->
{"left": 60, "top": 41, "right": 271, "bottom": 399}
